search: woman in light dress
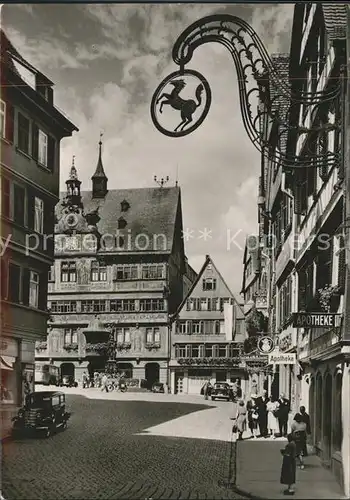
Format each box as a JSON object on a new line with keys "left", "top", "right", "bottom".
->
{"left": 266, "top": 397, "right": 279, "bottom": 438}
{"left": 233, "top": 400, "right": 247, "bottom": 441}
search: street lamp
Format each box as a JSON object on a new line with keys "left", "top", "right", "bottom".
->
{"left": 150, "top": 14, "right": 341, "bottom": 170}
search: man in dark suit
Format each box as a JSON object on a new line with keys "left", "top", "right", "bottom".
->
{"left": 277, "top": 393, "right": 290, "bottom": 437}
{"left": 299, "top": 405, "right": 311, "bottom": 456}
{"left": 255, "top": 390, "right": 269, "bottom": 437}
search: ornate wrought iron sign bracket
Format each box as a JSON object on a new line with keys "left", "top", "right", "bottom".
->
{"left": 150, "top": 14, "right": 342, "bottom": 171}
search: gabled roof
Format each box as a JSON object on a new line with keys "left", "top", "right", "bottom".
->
{"left": 55, "top": 186, "right": 182, "bottom": 254}
{"left": 322, "top": 4, "right": 348, "bottom": 40}
{"left": 174, "top": 254, "right": 244, "bottom": 317}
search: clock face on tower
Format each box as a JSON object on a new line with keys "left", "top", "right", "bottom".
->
{"left": 65, "top": 213, "right": 78, "bottom": 228}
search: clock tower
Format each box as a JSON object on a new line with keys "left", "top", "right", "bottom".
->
{"left": 65, "top": 156, "right": 82, "bottom": 207}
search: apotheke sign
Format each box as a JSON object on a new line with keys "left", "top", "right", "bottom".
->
{"left": 292, "top": 313, "right": 342, "bottom": 328}
{"left": 268, "top": 352, "right": 296, "bottom": 365}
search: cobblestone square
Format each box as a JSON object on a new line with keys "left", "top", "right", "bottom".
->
{"left": 2, "top": 394, "right": 246, "bottom": 500}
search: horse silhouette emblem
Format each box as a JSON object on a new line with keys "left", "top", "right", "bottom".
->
{"left": 156, "top": 79, "right": 204, "bottom": 132}
{"left": 151, "top": 69, "right": 212, "bottom": 138}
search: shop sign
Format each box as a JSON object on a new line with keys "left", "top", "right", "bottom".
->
{"left": 257, "top": 336, "right": 275, "bottom": 354}
{"left": 268, "top": 351, "right": 296, "bottom": 365}
{"left": 292, "top": 313, "right": 342, "bottom": 328}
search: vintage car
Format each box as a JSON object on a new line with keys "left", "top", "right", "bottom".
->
{"left": 211, "top": 382, "right": 232, "bottom": 402}
{"left": 12, "top": 391, "right": 71, "bottom": 438}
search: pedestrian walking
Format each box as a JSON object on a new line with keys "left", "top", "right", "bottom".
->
{"left": 291, "top": 413, "right": 307, "bottom": 469}
{"left": 277, "top": 393, "right": 290, "bottom": 437}
{"left": 82, "top": 371, "right": 88, "bottom": 389}
{"left": 232, "top": 399, "right": 247, "bottom": 441}
{"left": 280, "top": 433, "right": 297, "bottom": 495}
{"left": 247, "top": 395, "right": 259, "bottom": 438}
{"left": 256, "top": 390, "right": 269, "bottom": 437}
{"left": 266, "top": 397, "right": 279, "bottom": 438}
{"left": 203, "top": 379, "right": 212, "bottom": 400}
{"left": 101, "top": 373, "right": 109, "bottom": 392}
{"left": 299, "top": 406, "right": 311, "bottom": 456}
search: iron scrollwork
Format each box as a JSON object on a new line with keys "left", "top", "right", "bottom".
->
{"left": 151, "top": 14, "right": 342, "bottom": 170}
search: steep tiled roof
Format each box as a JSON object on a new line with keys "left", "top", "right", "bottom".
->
{"left": 55, "top": 186, "right": 181, "bottom": 253}
{"left": 0, "top": 29, "right": 53, "bottom": 84}
{"left": 322, "top": 4, "right": 348, "bottom": 40}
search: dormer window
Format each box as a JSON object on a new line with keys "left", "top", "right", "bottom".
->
{"left": 121, "top": 200, "right": 130, "bottom": 212}
{"left": 118, "top": 217, "right": 127, "bottom": 230}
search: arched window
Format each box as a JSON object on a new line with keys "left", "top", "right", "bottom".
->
{"left": 315, "top": 374, "right": 323, "bottom": 444}
{"left": 333, "top": 372, "right": 343, "bottom": 452}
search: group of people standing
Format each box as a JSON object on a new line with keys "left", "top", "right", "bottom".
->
{"left": 233, "top": 391, "right": 291, "bottom": 440}
{"left": 82, "top": 371, "right": 126, "bottom": 391}
{"left": 232, "top": 391, "right": 311, "bottom": 496}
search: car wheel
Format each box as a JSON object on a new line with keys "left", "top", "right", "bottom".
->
{"left": 211, "top": 397, "right": 215, "bottom": 401}
{"left": 62, "top": 420, "right": 68, "bottom": 430}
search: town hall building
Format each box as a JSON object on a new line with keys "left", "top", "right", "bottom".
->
{"left": 35, "top": 138, "right": 192, "bottom": 387}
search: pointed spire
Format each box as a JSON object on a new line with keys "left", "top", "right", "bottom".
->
{"left": 92, "top": 132, "right": 108, "bottom": 198}
{"left": 92, "top": 132, "right": 108, "bottom": 180}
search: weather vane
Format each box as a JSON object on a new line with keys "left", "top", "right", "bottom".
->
{"left": 154, "top": 175, "right": 170, "bottom": 188}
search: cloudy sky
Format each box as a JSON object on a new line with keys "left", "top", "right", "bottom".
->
{"left": 2, "top": 3, "right": 294, "bottom": 295}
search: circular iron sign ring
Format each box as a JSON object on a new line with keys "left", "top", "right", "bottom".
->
{"left": 150, "top": 69, "right": 212, "bottom": 138}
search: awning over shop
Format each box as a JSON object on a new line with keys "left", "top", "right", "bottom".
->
{"left": 0, "top": 356, "right": 15, "bottom": 371}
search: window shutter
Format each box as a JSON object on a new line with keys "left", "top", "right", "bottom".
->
{"left": 32, "top": 123, "right": 39, "bottom": 161}
{"left": 5, "top": 103, "right": 14, "bottom": 142}
{"left": 27, "top": 193, "right": 35, "bottom": 230}
{"left": 0, "top": 259, "right": 8, "bottom": 299}
{"left": 22, "top": 268, "right": 30, "bottom": 306}
{"left": 47, "top": 136, "right": 55, "bottom": 172}
{"left": 338, "top": 236, "right": 346, "bottom": 291}
{"left": 38, "top": 271, "right": 48, "bottom": 310}
{"left": 44, "top": 201, "right": 54, "bottom": 231}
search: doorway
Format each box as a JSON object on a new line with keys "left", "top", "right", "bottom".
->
{"left": 60, "top": 363, "right": 75, "bottom": 378}
{"left": 145, "top": 363, "right": 160, "bottom": 389}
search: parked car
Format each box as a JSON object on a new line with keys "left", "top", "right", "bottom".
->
{"left": 152, "top": 382, "right": 165, "bottom": 393}
{"left": 60, "top": 375, "right": 78, "bottom": 388}
{"left": 12, "top": 391, "right": 71, "bottom": 438}
{"left": 211, "top": 382, "right": 231, "bottom": 402}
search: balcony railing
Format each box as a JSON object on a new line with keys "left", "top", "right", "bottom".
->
{"left": 145, "top": 342, "right": 161, "bottom": 350}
